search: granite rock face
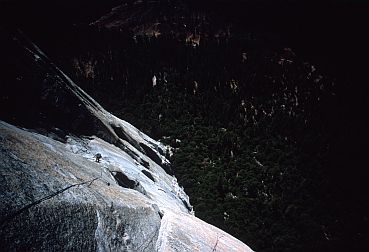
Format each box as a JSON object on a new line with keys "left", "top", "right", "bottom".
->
{"left": 0, "top": 121, "right": 162, "bottom": 251}
{"left": 0, "top": 31, "right": 253, "bottom": 251}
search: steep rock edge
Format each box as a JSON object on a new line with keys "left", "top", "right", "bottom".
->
{"left": 0, "top": 31, "right": 253, "bottom": 251}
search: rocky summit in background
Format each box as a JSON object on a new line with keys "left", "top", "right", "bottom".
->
{"left": 0, "top": 30, "right": 253, "bottom": 251}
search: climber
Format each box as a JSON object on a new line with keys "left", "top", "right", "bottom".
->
{"left": 95, "top": 153, "right": 102, "bottom": 163}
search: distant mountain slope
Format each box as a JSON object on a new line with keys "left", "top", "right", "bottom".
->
{"left": 92, "top": 0, "right": 232, "bottom": 46}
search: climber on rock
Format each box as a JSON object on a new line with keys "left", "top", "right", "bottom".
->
{"left": 95, "top": 153, "right": 102, "bottom": 163}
